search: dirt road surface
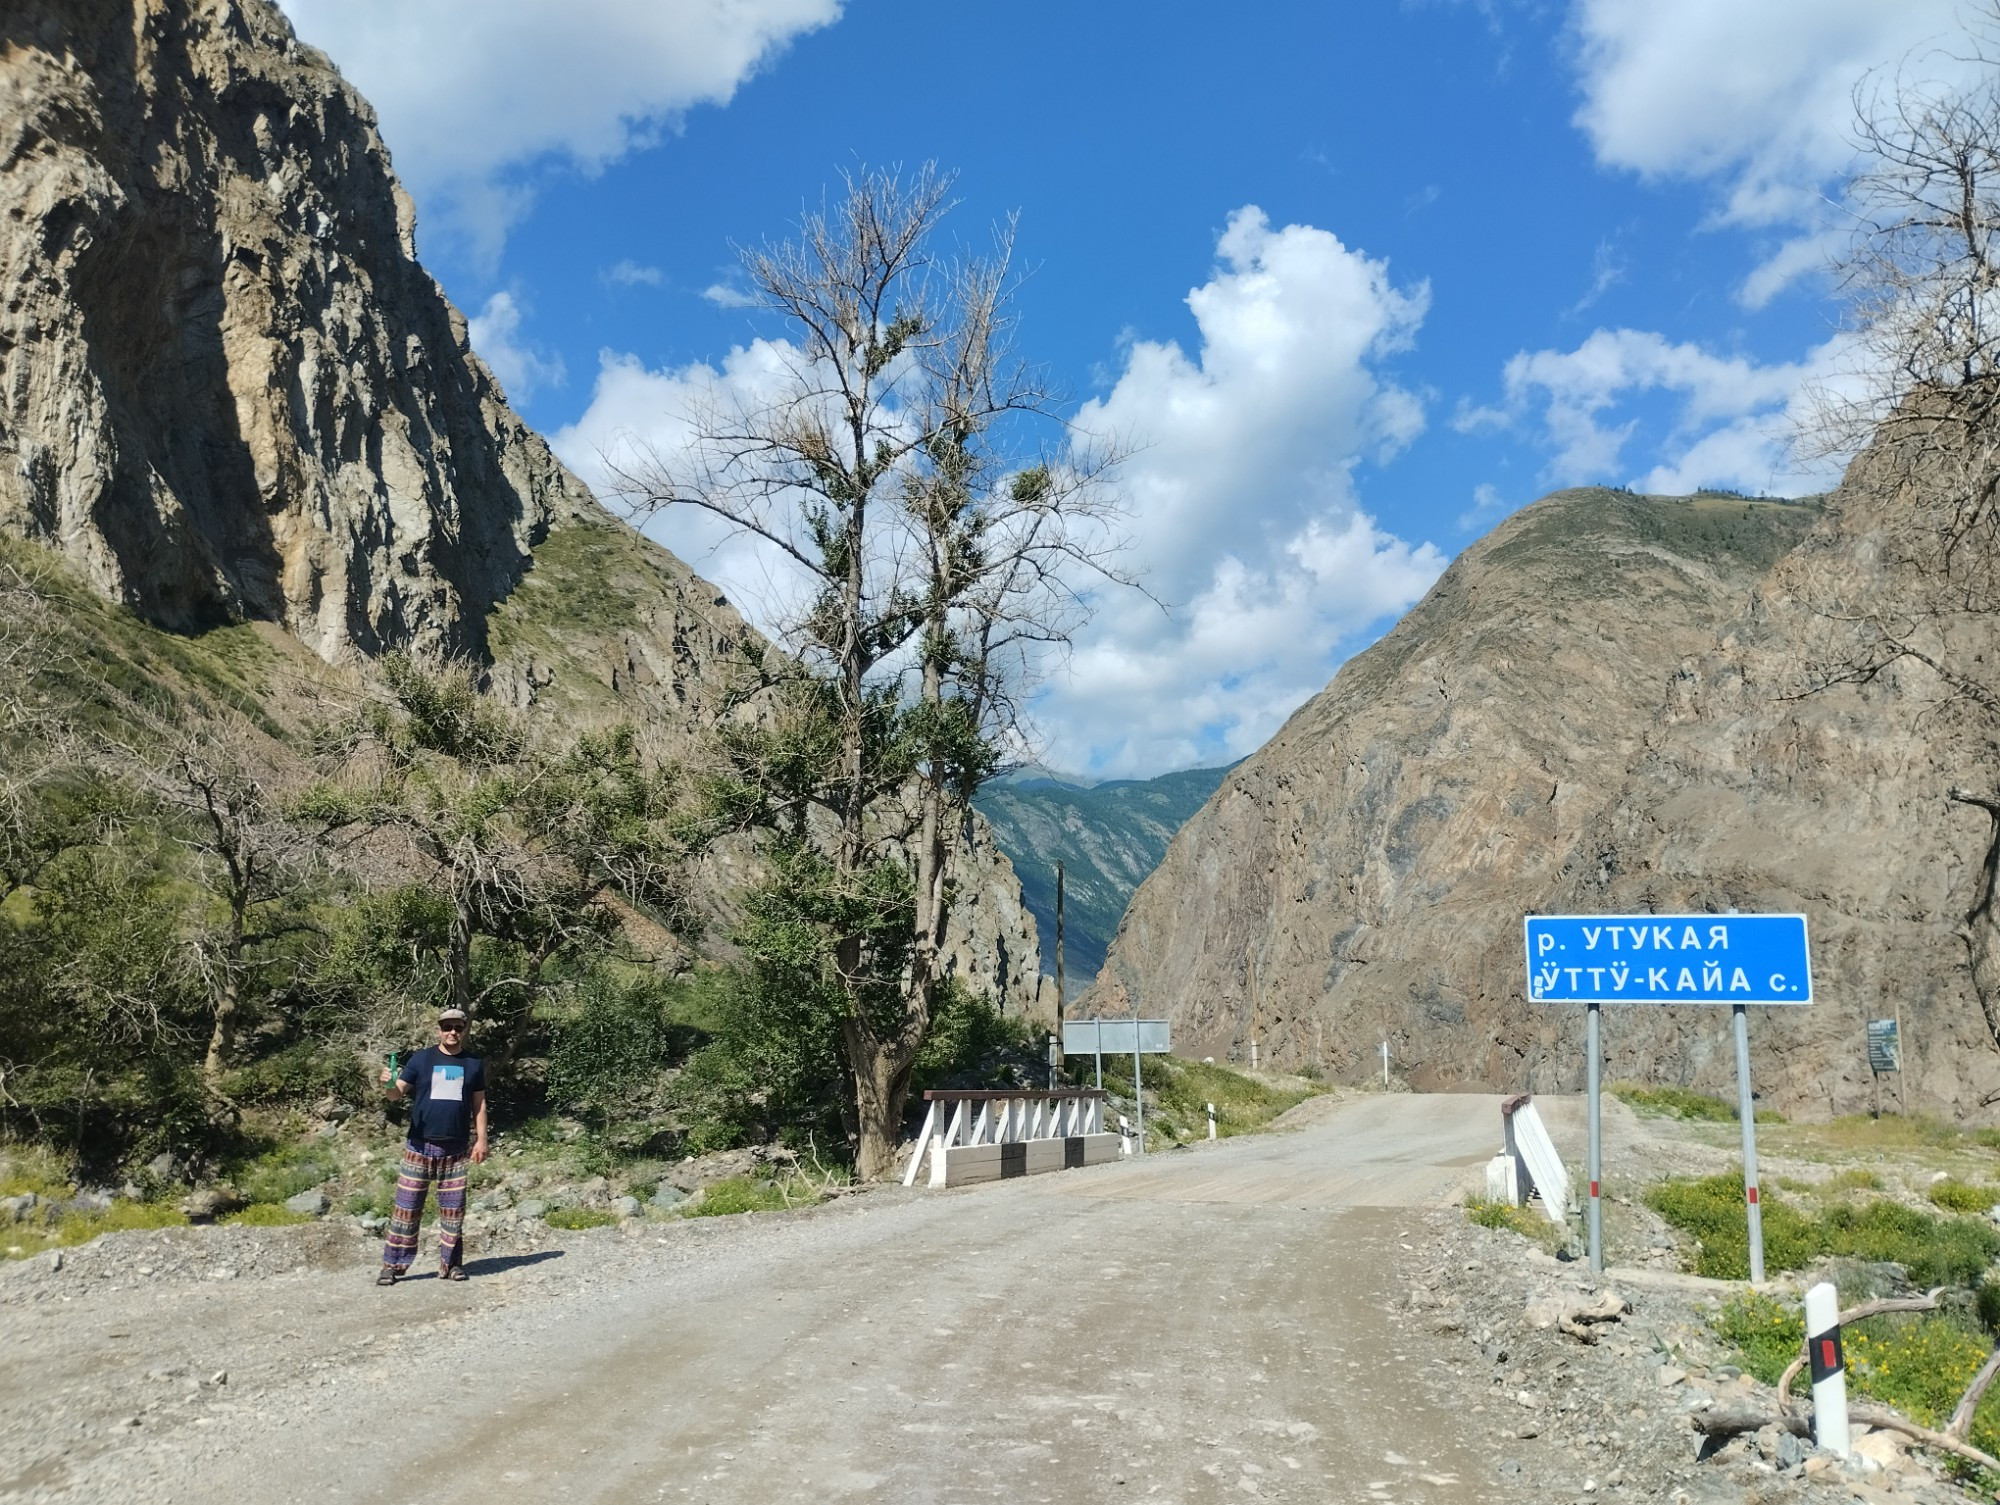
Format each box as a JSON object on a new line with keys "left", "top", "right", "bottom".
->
{"left": 4, "top": 1093, "right": 1562, "bottom": 1504}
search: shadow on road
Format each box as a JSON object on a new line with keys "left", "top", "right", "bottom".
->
{"left": 456, "top": 1250, "right": 567, "bottom": 1278}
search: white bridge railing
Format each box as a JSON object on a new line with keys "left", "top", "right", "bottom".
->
{"left": 901, "top": 1089, "right": 1118, "bottom": 1188}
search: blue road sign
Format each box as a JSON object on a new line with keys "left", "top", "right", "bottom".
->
{"left": 1524, "top": 914, "right": 1812, "bottom": 1004}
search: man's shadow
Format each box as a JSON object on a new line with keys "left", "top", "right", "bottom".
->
{"left": 401, "top": 1251, "right": 566, "bottom": 1280}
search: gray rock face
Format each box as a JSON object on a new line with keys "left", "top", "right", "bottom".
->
{"left": 0, "top": 0, "right": 578, "bottom": 656}
{"left": 281, "top": 1189, "right": 328, "bottom": 1217}
{"left": 0, "top": 0, "right": 1046, "bottom": 1014}
{"left": 1097, "top": 483, "right": 2000, "bottom": 1118}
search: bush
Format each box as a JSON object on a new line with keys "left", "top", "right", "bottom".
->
{"left": 1611, "top": 1083, "right": 1738, "bottom": 1121}
{"left": 221, "top": 1203, "right": 310, "bottom": 1227}
{"left": 1608, "top": 1083, "right": 1784, "bottom": 1123}
{"left": 544, "top": 1207, "right": 617, "bottom": 1230}
{"left": 1649, "top": 1171, "right": 2000, "bottom": 1282}
{"left": 544, "top": 971, "right": 693, "bottom": 1122}
{"left": 688, "top": 1174, "right": 826, "bottom": 1217}
{"left": 1929, "top": 1179, "right": 2000, "bottom": 1215}
{"left": 1713, "top": 1292, "right": 1806, "bottom": 1383}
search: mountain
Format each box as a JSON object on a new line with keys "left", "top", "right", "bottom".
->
{"left": 1094, "top": 479, "right": 2000, "bottom": 1120}
{"left": 974, "top": 764, "right": 1233, "bottom": 982}
{"left": 0, "top": 0, "right": 1044, "bottom": 1014}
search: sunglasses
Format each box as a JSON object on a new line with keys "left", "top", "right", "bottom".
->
{"left": 437, "top": 1022, "right": 465, "bottom": 1032}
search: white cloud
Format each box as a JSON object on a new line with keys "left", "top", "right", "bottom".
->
{"left": 1467, "top": 326, "right": 1858, "bottom": 495}
{"left": 604, "top": 260, "right": 664, "bottom": 287}
{"left": 1038, "top": 207, "right": 1448, "bottom": 777}
{"left": 467, "top": 292, "right": 565, "bottom": 402}
{"left": 1567, "top": 0, "right": 1972, "bottom": 303}
{"left": 701, "top": 283, "right": 760, "bottom": 310}
{"left": 552, "top": 207, "right": 1447, "bottom": 778}
{"left": 277, "top": 0, "right": 841, "bottom": 263}
{"left": 551, "top": 344, "right": 821, "bottom": 627}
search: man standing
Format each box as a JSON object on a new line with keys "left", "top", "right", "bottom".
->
{"left": 377, "top": 1006, "right": 488, "bottom": 1284}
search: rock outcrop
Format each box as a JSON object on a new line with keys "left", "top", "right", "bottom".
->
{"left": 0, "top": 0, "right": 1045, "bottom": 1012}
{"left": 1096, "top": 482, "right": 2000, "bottom": 1118}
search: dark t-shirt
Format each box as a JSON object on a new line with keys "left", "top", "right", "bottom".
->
{"left": 399, "top": 1047, "right": 486, "bottom": 1150}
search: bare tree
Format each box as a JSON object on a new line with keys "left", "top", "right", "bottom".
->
{"left": 1795, "top": 12, "right": 2000, "bottom": 1041}
{"left": 609, "top": 165, "right": 1131, "bottom": 1179}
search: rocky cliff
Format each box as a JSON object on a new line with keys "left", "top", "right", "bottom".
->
{"left": 0, "top": 0, "right": 1044, "bottom": 1013}
{"left": 1095, "top": 481, "right": 2000, "bottom": 1119}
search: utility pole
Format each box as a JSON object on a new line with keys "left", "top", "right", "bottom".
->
{"left": 1051, "top": 862, "right": 1065, "bottom": 1090}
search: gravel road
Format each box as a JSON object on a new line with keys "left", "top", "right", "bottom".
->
{"left": 4, "top": 1094, "right": 1553, "bottom": 1504}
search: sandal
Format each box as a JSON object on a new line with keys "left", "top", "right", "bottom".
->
{"left": 444, "top": 1266, "right": 467, "bottom": 1282}
{"left": 375, "top": 1267, "right": 399, "bottom": 1286}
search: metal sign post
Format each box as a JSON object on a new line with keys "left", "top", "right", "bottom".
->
{"left": 1585, "top": 1001, "right": 1602, "bottom": 1271}
{"left": 1524, "top": 913, "right": 1812, "bottom": 1279}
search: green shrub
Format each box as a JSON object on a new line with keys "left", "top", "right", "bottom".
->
{"left": 687, "top": 1175, "right": 825, "bottom": 1217}
{"left": 1928, "top": 1179, "right": 2000, "bottom": 1215}
{"left": 221, "top": 1202, "right": 310, "bottom": 1227}
{"left": 1818, "top": 1167, "right": 1884, "bottom": 1194}
{"left": 1463, "top": 1195, "right": 1567, "bottom": 1252}
{"left": 544, "top": 1206, "right": 617, "bottom": 1231}
{"left": 228, "top": 1142, "right": 330, "bottom": 1207}
{"left": 1649, "top": 1171, "right": 2000, "bottom": 1282}
{"left": 1713, "top": 1292, "right": 1807, "bottom": 1383}
{"left": 1611, "top": 1083, "right": 1738, "bottom": 1121}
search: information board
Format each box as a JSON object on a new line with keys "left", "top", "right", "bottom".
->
{"left": 1866, "top": 1019, "right": 1901, "bottom": 1073}
{"left": 1523, "top": 913, "right": 1812, "bottom": 1004}
{"left": 1063, "top": 1019, "right": 1171, "bottom": 1055}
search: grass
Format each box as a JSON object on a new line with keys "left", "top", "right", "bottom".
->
{"left": 1464, "top": 1194, "right": 1568, "bottom": 1253}
{"left": 2, "top": 1198, "right": 189, "bottom": 1259}
{"left": 1094, "top": 1055, "right": 1318, "bottom": 1145}
{"left": 686, "top": 1174, "right": 829, "bottom": 1217}
{"left": 225, "top": 1139, "right": 333, "bottom": 1207}
{"left": 1608, "top": 1082, "right": 1783, "bottom": 1123}
{"left": 1648, "top": 1170, "right": 2000, "bottom": 1283}
{"left": 221, "top": 1203, "right": 311, "bottom": 1227}
{"left": 1714, "top": 1291, "right": 2000, "bottom": 1462}
{"left": 544, "top": 1207, "right": 618, "bottom": 1231}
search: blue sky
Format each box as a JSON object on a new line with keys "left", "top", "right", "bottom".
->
{"left": 279, "top": 0, "right": 1977, "bottom": 778}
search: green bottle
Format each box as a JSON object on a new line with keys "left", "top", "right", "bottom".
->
{"left": 386, "top": 1049, "right": 399, "bottom": 1082}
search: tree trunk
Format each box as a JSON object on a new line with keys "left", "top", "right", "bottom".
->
{"left": 846, "top": 1019, "right": 915, "bottom": 1181}
{"left": 1950, "top": 789, "right": 2000, "bottom": 1049}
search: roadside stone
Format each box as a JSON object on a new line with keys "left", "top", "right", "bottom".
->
{"left": 649, "top": 1183, "right": 685, "bottom": 1209}
{"left": 1654, "top": 1366, "right": 1686, "bottom": 1388}
{"left": 516, "top": 1200, "right": 547, "bottom": 1221}
{"left": 0, "top": 1192, "right": 35, "bottom": 1222}
{"left": 611, "top": 1196, "right": 641, "bottom": 1218}
{"left": 181, "top": 1185, "right": 243, "bottom": 1222}
{"left": 283, "top": 1189, "right": 330, "bottom": 1217}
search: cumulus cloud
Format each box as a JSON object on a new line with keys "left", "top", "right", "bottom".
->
{"left": 552, "top": 207, "right": 1447, "bottom": 778}
{"left": 1567, "top": 0, "right": 1970, "bottom": 304}
{"left": 551, "top": 343, "right": 822, "bottom": 627}
{"left": 467, "top": 292, "right": 565, "bottom": 402}
{"left": 1040, "top": 207, "right": 1447, "bottom": 776}
{"left": 278, "top": 0, "right": 842, "bottom": 263}
{"left": 1462, "top": 326, "right": 1858, "bottom": 495}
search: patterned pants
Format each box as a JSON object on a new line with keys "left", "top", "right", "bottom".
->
{"left": 382, "top": 1140, "right": 469, "bottom": 1274}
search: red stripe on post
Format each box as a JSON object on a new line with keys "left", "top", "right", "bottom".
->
{"left": 1590, "top": 1181, "right": 1600, "bottom": 1198}
{"left": 1822, "top": 1338, "right": 1838, "bottom": 1369}
{"left": 1746, "top": 1185, "right": 1759, "bottom": 1205}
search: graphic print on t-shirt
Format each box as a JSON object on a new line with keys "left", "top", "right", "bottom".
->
{"left": 431, "top": 1062, "right": 465, "bottom": 1101}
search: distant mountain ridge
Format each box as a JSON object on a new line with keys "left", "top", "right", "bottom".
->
{"left": 973, "top": 764, "right": 1235, "bottom": 981}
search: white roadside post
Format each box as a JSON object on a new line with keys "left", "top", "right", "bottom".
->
{"left": 1380, "top": 1040, "right": 1389, "bottom": 1087}
{"left": 1734, "top": 1003, "right": 1765, "bottom": 1283}
{"left": 1206, "top": 1102, "right": 1217, "bottom": 1140}
{"left": 1805, "top": 1282, "right": 1850, "bottom": 1456}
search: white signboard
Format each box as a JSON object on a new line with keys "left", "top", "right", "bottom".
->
{"left": 1063, "top": 1019, "right": 1171, "bottom": 1055}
